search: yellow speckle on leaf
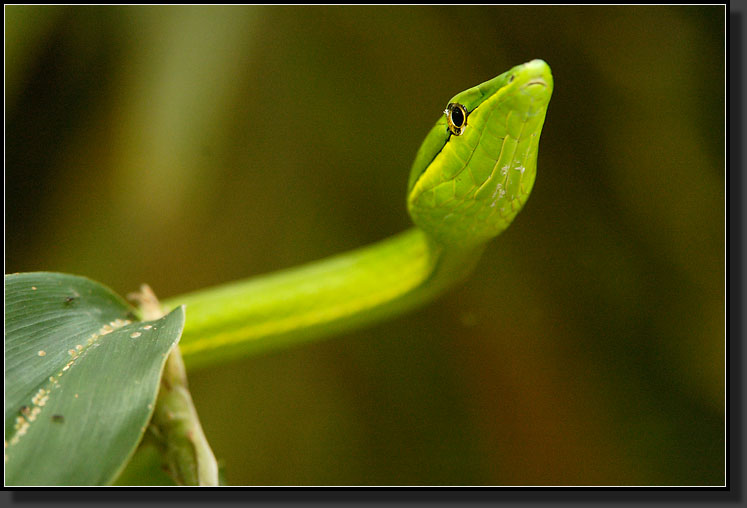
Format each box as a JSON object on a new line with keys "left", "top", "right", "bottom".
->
{"left": 31, "top": 388, "right": 48, "bottom": 405}
{"left": 31, "top": 286, "right": 37, "bottom": 290}
{"left": 38, "top": 350, "right": 46, "bottom": 356}
{"left": 130, "top": 332, "right": 142, "bottom": 339}
{"left": 75, "top": 344, "right": 83, "bottom": 351}
{"left": 143, "top": 325, "right": 153, "bottom": 330}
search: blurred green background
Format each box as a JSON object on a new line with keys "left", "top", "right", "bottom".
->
{"left": 6, "top": 6, "right": 725, "bottom": 485}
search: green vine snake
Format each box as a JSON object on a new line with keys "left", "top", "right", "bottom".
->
{"left": 164, "top": 59, "right": 553, "bottom": 370}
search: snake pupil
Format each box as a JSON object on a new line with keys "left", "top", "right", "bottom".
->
{"left": 451, "top": 106, "right": 464, "bottom": 127}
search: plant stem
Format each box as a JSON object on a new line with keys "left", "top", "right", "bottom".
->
{"left": 130, "top": 285, "right": 219, "bottom": 486}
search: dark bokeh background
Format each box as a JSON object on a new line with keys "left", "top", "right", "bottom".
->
{"left": 6, "top": 6, "right": 725, "bottom": 485}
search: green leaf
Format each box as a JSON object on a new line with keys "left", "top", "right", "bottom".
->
{"left": 4, "top": 272, "right": 184, "bottom": 486}
{"left": 111, "top": 442, "right": 178, "bottom": 486}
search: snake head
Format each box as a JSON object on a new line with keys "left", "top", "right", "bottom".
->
{"left": 407, "top": 59, "right": 553, "bottom": 247}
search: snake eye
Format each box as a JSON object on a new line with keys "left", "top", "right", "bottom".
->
{"left": 445, "top": 103, "right": 468, "bottom": 136}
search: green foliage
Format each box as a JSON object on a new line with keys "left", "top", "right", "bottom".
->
{"left": 4, "top": 272, "right": 184, "bottom": 486}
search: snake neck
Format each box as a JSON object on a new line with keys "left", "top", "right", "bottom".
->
{"left": 169, "top": 228, "right": 484, "bottom": 370}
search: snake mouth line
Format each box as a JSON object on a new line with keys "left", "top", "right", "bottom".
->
{"left": 524, "top": 79, "right": 548, "bottom": 89}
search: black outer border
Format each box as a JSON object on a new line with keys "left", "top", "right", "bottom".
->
{"left": 3, "top": 4, "right": 739, "bottom": 507}
{"left": 727, "top": 2, "right": 743, "bottom": 505}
